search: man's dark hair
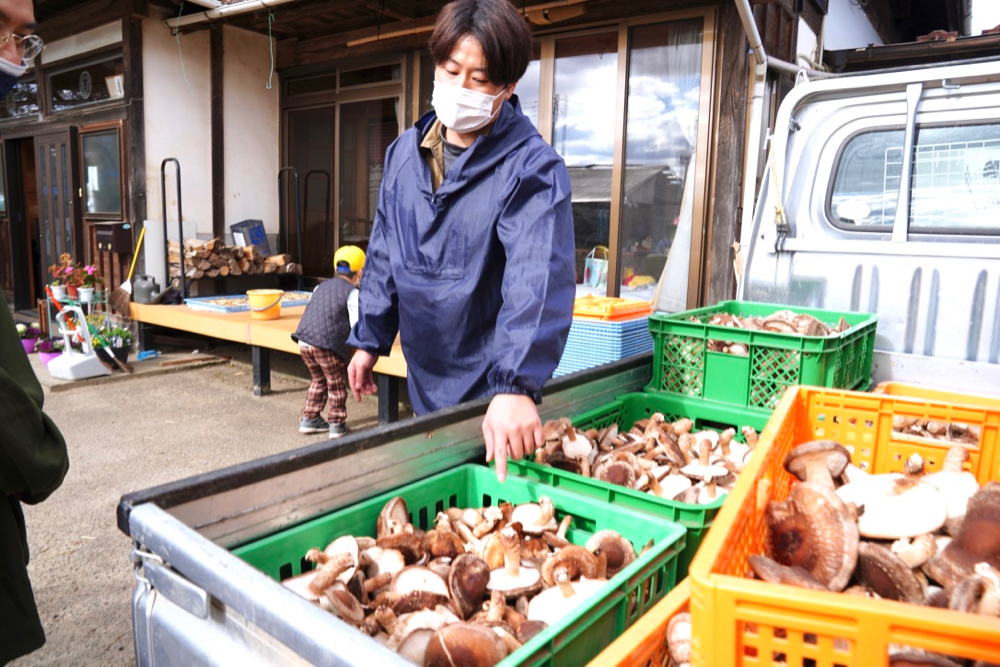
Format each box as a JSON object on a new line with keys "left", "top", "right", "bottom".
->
{"left": 428, "top": 0, "right": 532, "bottom": 88}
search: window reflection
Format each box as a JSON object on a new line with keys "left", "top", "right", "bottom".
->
{"left": 0, "top": 77, "right": 38, "bottom": 120}
{"left": 340, "top": 98, "right": 399, "bottom": 249}
{"left": 620, "top": 19, "right": 703, "bottom": 300}
{"left": 552, "top": 31, "right": 618, "bottom": 289}
{"left": 516, "top": 44, "right": 541, "bottom": 129}
{"left": 82, "top": 130, "right": 122, "bottom": 215}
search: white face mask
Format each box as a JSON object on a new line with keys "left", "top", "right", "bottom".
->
{"left": 432, "top": 80, "right": 508, "bottom": 134}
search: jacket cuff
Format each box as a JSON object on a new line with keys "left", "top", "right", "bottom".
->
{"left": 490, "top": 383, "right": 541, "bottom": 404}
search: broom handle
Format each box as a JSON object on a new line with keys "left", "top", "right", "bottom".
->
{"left": 126, "top": 226, "right": 146, "bottom": 282}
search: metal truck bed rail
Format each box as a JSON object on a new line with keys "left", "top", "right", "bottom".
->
{"left": 119, "top": 355, "right": 652, "bottom": 665}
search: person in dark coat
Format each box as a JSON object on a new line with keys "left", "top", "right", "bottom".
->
{"left": 347, "top": 0, "right": 575, "bottom": 481}
{"left": 293, "top": 246, "right": 365, "bottom": 439}
{"left": 0, "top": 2, "right": 66, "bottom": 662}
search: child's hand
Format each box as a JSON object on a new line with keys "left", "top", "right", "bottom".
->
{"left": 348, "top": 350, "right": 378, "bottom": 401}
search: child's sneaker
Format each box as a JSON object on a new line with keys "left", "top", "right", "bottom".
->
{"left": 299, "top": 415, "right": 329, "bottom": 434}
{"left": 329, "top": 422, "right": 348, "bottom": 439}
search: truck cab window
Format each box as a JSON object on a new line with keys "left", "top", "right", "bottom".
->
{"left": 829, "top": 129, "right": 904, "bottom": 229}
{"left": 909, "top": 123, "right": 1000, "bottom": 233}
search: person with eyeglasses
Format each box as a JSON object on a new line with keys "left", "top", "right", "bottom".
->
{"left": 0, "top": 3, "right": 67, "bottom": 663}
{"left": 0, "top": 0, "right": 43, "bottom": 97}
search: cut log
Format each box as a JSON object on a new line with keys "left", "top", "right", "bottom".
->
{"left": 263, "top": 262, "right": 277, "bottom": 274}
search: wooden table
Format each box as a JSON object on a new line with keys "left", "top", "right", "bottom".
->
{"left": 129, "top": 302, "right": 407, "bottom": 423}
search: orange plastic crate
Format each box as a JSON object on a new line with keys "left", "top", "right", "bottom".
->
{"left": 688, "top": 386, "right": 1000, "bottom": 666}
{"left": 573, "top": 295, "right": 652, "bottom": 321}
{"left": 874, "top": 380, "right": 1000, "bottom": 409}
{"left": 588, "top": 578, "right": 690, "bottom": 667}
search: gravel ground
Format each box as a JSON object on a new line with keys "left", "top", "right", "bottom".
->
{"left": 10, "top": 345, "right": 398, "bottom": 666}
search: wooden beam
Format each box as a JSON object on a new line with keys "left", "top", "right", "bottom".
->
{"left": 364, "top": 0, "right": 415, "bottom": 21}
{"left": 211, "top": 24, "right": 225, "bottom": 239}
{"left": 38, "top": 0, "right": 149, "bottom": 43}
{"left": 706, "top": 3, "right": 751, "bottom": 305}
{"left": 278, "top": 30, "right": 429, "bottom": 68}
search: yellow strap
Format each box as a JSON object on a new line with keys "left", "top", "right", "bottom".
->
{"left": 767, "top": 139, "right": 789, "bottom": 230}
{"left": 127, "top": 227, "right": 146, "bottom": 281}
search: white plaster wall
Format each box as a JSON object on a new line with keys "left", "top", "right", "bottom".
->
{"left": 825, "top": 0, "right": 883, "bottom": 50}
{"left": 972, "top": 0, "right": 1000, "bottom": 34}
{"left": 223, "top": 26, "right": 280, "bottom": 235}
{"left": 142, "top": 11, "right": 212, "bottom": 240}
{"left": 796, "top": 21, "right": 819, "bottom": 66}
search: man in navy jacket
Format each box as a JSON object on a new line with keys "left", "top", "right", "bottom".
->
{"left": 348, "top": 0, "right": 575, "bottom": 481}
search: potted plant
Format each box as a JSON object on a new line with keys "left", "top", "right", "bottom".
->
{"left": 88, "top": 314, "right": 133, "bottom": 365}
{"left": 36, "top": 337, "right": 65, "bottom": 365}
{"left": 77, "top": 265, "right": 104, "bottom": 303}
{"left": 16, "top": 322, "right": 42, "bottom": 354}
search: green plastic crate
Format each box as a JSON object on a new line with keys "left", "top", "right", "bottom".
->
{"left": 507, "top": 392, "right": 769, "bottom": 578}
{"left": 647, "top": 301, "right": 877, "bottom": 411}
{"left": 232, "top": 464, "right": 686, "bottom": 667}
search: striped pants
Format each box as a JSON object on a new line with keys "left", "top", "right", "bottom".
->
{"left": 300, "top": 345, "right": 348, "bottom": 424}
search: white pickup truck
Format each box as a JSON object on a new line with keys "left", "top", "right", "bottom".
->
{"left": 738, "top": 58, "right": 1000, "bottom": 391}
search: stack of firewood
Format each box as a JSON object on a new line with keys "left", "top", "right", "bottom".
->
{"left": 168, "top": 238, "right": 302, "bottom": 281}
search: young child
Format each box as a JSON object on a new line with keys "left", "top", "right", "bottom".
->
{"left": 293, "top": 245, "right": 365, "bottom": 439}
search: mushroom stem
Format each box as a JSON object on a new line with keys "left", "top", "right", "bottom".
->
{"left": 943, "top": 445, "right": 970, "bottom": 473}
{"left": 364, "top": 571, "right": 393, "bottom": 593}
{"left": 719, "top": 428, "right": 736, "bottom": 457}
{"left": 537, "top": 497, "right": 555, "bottom": 528}
{"left": 698, "top": 441, "right": 711, "bottom": 467}
{"left": 741, "top": 426, "right": 759, "bottom": 449}
{"left": 671, "top": 418, "right": 694, "bottom": 436}
{"left": 804, "top": 456, "right": 836, "bottom": 488}
{"left": 705, "top": 478, "right": 717, "bottom": 500}
{"left": 556, "top": 515, "right": 573, "bottom": 540}
{"left": 648, "top": 473, "right": 665, "bottom": 497}
{"left": 486, "top": 589, "right": 506, "bottom": 623}
{"left": 555, "top": 570, "right": 575, "bottom": 598}
{"left": 500, "top": 528, "right": 521, "bottom": 578}
{"left": 308, "top": 553, "right": 355, "bottom": 595}
{"left": 305, "top": 547, "right": 328, "bottom": 565}
{"left": 494, "top": 627, "right": 522, "bottom": 654}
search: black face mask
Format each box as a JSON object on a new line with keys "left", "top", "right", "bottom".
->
{"left": 0, "top": 58, "right": 27, "bottom": 97}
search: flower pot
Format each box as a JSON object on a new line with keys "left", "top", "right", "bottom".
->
{"left": 78, "top": 287, "right": 95, "bottom": 303}
{"left": 50, "top": 285, "right": 67, "bottom": 300}
{"left": 39, "top": 351, "right": 62, "bottom": 365}
{"left": 67, "top": 285, "right": 79, "bottom": 299}
{"left": 21, "top": 338, "right": 37, "bottom": 354}
{"left": 96, "top": 343, "right": 131, "bottom": 366}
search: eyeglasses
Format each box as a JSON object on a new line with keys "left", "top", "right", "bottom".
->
{"left": 0, "top": 20, "right": 43, "bottom": 61}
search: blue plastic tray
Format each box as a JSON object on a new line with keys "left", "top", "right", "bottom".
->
{"left": 185, "top": 291, "right": 313, "bottom": 313}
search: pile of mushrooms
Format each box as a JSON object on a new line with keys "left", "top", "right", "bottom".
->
{"left": 536, "top": 415, "right": 760, "bottom": 505}
{"left": 744, "top": 439, "right": 1000, "bottom": 666}
{"left": 694, "top": 308, "right": 851, "bottom": 355}
{"left": 893, "top": 416, "right": 982, "bottom": 445}
{"left": 282, "top": 494, "right": 641, "bottom": 666}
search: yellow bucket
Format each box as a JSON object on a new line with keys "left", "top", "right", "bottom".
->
{"left": 247, "top": 289, "right": 284, "bottom": 320}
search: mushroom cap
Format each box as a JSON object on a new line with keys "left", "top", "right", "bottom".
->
{"left": 837, "top": 477, "right": 947, "bottom": 539}
{"left": 282, "top": 570, "right": 321, "bottom": 602}
{"left": 527, "top": 577, "right": 607, "bottom": 625}
{"left": 390, "top": 590, "right": 451, "bottom": 616}
{"left": 597, "top": 461, "right": 637, "bottom": 488}
{"left": 767, "top": 481, "right": 859, "bottom": 591}
{"left": 377, "top": 533, "right": 426, "bottom": 564}
{"left": 679, "top": 462, "right": 728, "bottom": 480}
{"left": 925, "top": 483, "right": 1000, "bottom": 587}
{"left": 747, "top": 554, "right": 828, "bottom": 590}
{"left": 784, "top": 440, "right": 851, "bottom": 483}
{"left": 541, "top": 545, "right": 601, "bottom": 586}
{"left": 422, "top": 529, "right": 466, "bottom": 560}
{"left": 584, "top": 531, "right": 637, "bottom": 577}
{"left": 855, "top": 542, "right": 924, "bottom": 604}
{"left": 377, "top": 496, "right": 410, "bottom": 538}
{"left": 424, "top": 622, "right": 509, "bottom": 667}
{"left": 325, "top": 588, "right": 366, "bottom": 625}
{"left": 448, "top": 554, "right": 491, "bottom": 620}
{"left": 563, "top": 431, "right": 595, "bottom": 460}
{"left": 390, "top": 566, "right": 450, "bottom": 598}
{"left": 654, "top": 474, "right": 693, "bottom": 501}
{"left": 888, "top": 649, "right": 963, "bottom": 667}
{"left": 515, "top": 619, "right": 547, "bottom": 645}
{"left": 486, "top": 567, "right": 543, "bottom": 601}
{"left": 324, "top": 535, "right": 360, "bottom": 583}
{"left": 365, "top": 546, "right": 407, "bottom": 579}
{"left": 509, "top": 501, "right": 557, "bottom": 535}
{"left": 388, "top": 607, "right": 459, "bottom": 664}
{"left": 923, "top": 469, "right": 979, "bottom": 521}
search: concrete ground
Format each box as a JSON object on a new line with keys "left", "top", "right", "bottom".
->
{"left": 10, "top": 342, "right": 410, "bottom": 666}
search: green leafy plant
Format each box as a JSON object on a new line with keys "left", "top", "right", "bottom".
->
{"left": 47, "top": 253, "right": 103, "bottom": 289}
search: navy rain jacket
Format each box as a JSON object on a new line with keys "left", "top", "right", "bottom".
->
{"left": 348, "top": 96, "right": 575, "bottom": 415}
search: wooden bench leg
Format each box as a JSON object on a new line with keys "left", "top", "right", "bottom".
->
{"left": 376, "top": 373, "right": 399, "bottom": 425}
{"left": 253, "top": 346, "right": 271, "bottom": 396}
